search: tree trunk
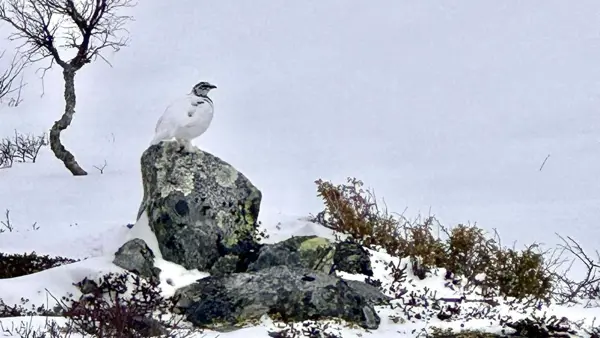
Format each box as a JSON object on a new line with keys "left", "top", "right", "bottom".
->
{"left": 49, "top": 67, "right": 88, "bottom": 176}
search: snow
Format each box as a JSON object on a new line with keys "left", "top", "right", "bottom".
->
{"left": 0, "top": 1, "right": 600, "bottom": 337}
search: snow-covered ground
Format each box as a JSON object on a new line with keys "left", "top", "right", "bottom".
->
{"left": 1, "top": 1, "right": 600, "bottom": 337}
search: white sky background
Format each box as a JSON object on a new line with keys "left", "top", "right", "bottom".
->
{"left": 1, "top": 1, "right": 600, "bottom": 252}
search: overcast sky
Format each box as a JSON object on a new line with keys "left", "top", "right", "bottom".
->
{"left": 2, "top": 1, "right": 600, "bottom": 249}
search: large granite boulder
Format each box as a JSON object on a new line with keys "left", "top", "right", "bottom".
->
{"left": 136, "top": 141, "right": 262, "bottom": 271}
{"left": 174, "top": 265, "right": 381, "bottom": 330}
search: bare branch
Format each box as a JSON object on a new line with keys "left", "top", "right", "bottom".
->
{"left": 0, "top": 50, "right": 26, "bottom": 104}
{"left": 92, "top": 159, "right": 107, "bottom": 174}
{"left": 0, "top": 0, "right": 135, "bottom": 71}
{"left": 0, "top": 209, "right": 13, "bottom": 233}
{"left": 552, "top": 233, "right": 600, "bottom": 305}
{"left": 0, "top": 130, "right": 48, "bottom": 168}
{"left": 539, "top": 154, "right": 551, "bottom": 171}
{"left": 0, "top": 0, "right": 65, "bottom": 67}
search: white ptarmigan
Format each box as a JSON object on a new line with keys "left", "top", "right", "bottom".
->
{"left": 150, "top": 81, "right": 217, "bottom": 151}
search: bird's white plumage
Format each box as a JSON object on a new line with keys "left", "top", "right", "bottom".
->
{"left": 151, "top": 92, "right": 214, "bottom": 151}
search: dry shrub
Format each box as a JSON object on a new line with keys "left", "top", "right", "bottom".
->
{"left": 0, "top": 297, "right": 58, "bottom": 318}
{"left": 444, "top": 225, "right": 493, "bottom": 279}
{"left": 0, "top": 251, "right": 78, "bottom": 278}
{"left": 486, "top": 246, "right": 552, "bottom": 300}
{"left": 312, "top": 177, "right": 554, "bottom": 301}
{"left": 54, "top": 272, "right": 196, "bottom": 338}
{"left": 268, "top": 321, "right": 343, "bottom": 338}
{"left": 0, "top": 130, "right": 48, "bottom": 169}
{"left": 313, "top": 178, "right": 406, "bottom": 254}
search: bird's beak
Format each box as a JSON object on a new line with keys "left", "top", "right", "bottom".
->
{"left": 209, "top": 84, "right": 217, "bottom": 89}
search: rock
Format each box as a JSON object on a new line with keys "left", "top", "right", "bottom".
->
{"left": 137, "top": 141, "right": 262, "bottom": 271}
{"left": 113, "top": 239, "right": 161, "bottom": 282}
{"left": 209, "top": 254, "right": 239, "bottom": 277}
{"left": 345, "top": 280, "right": 391, "bottom": 306}
{"left": 247, "top": 236, "right": 335, "bottom": 273}
{"left": 130, "top": 316, "right": 169, "bottom": 337}
{"left": 248, "top": 236, "right": 374, "bottom": 276}
{"left": 75, "top": 277, "right": 100, "bottom": 295}
{"left": 333, "top": 240, "right": 373, "bottom": 276}
{"left": 174, "top": 265, "right": 381, "bottom": 330}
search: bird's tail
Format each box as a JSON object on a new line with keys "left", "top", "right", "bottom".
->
{"left": 150, "top": 133, "right": 167, "bottom": 146}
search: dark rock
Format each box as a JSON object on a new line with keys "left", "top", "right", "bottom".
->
{"left": 345, "top": 280, "right": 391, "bottom": 306}
{"left": 411, "top": 256, "right": 429, "bottom": 280}
{"left": 209, "top": 254, "right": 239, "bottom": 277}
{"left": 76, "top": 277, "right": 100, "bottom": 295}
{"left": 333, "top": 240, "right": 373, "bottom": 276}
{"left": 137, "top": 141, "right": 262, "bottom": 271}
{"left": 174, "top": 265, "right": 381, "bottom": 330}
{"left": 247, "top": 236, "right": 335, "bottom": 273}
{"left": 130, "top": 316, "right": 169, "bottom": 337}
{"left": 112, "top": 239, "right": 161, "bottom": 282}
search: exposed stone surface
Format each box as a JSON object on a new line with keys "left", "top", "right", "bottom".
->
{"left": 344, "top": 280, "right": 391, "bottom": 306}
{"left": 113, "top": 238, "right": 161, "bottom": 282}
{"left": 333, "top": 240, "right": 373, "bottom": 276}
{"left": 131, "top": 142, "right": 387, "bottom": 331}
{"left": 247, "top": 236, "right": 373, "bottom": 276}
{"left": 174, "top": 265, "right": 381, "bottom": 330}
{"left": 247, "top": 236, "right": 335, "bottom": 273}
{"left": 209, "top": 254, "right": 239, "bottom": 277}
{"left": 137, "top": 141, "right": 262, "bottom": 271}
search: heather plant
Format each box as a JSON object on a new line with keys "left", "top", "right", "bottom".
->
{"left": 312, "top": 177, "right": 555, "bottom": 301}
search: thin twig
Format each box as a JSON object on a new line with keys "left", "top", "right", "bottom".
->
{"left": 539, "top": 154, "right": 551, "bottom": 171}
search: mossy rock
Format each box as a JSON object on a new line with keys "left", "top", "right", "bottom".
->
{"left": 138, "top": 141, "right": 262, "bottom": 271}
{"left": 247, "top": 236, "right": 335, "bottom": 273}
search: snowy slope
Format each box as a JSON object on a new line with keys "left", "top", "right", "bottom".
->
{"left": 0, "top": 1, "right": 600, "bottom": 337}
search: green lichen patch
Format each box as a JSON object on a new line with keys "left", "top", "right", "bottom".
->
{"left": 299, "top": 237, "right": 331, "bottom": 251}
{"left": 215, "top": 164, "right": 239, "bottom": 188}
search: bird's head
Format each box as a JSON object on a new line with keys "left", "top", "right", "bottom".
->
{"left": 191, "top": 81, "right": 217, "bottom": 96}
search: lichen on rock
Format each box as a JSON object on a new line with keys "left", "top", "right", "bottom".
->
{"left": 137, "top": 141, "right": 262, "bottom": 271}
{"left": 247, "top": 235, "right": 335, "bottom": 274}
{"left": 174, "top": 265, "right": 381, "bottom": 330}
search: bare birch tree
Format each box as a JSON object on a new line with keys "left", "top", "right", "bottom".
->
{"left": 0, "top": 0, "right": 134, "bottom": 175}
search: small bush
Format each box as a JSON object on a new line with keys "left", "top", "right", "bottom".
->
{"left": 268, "top": 321, "right": 343, "bottom": 338}
{"left": 56, "top": 272, "right": 195, "bottom": 338}
{"left": 0, "top": 252, "right": 78, "bottom": 278}
{"left": 503, "top": 313, "right": 576, "bottom": 337}
{"left": 0, "top": 297, "right": 58, "bottom": 318}
{"left": 0, "top": 272, "right": 199, "bottom": 337}
{"left": 428, "top": 327, "right": 506, "bottom": 337}
{"left": 0, "top": 317, "right": 64, "bottom": 338}
{"left": 311, "top": 177, "right": 554, "bottom": 301}
{"left": 0, "top": 130, "right": 48, "bottom": 169}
